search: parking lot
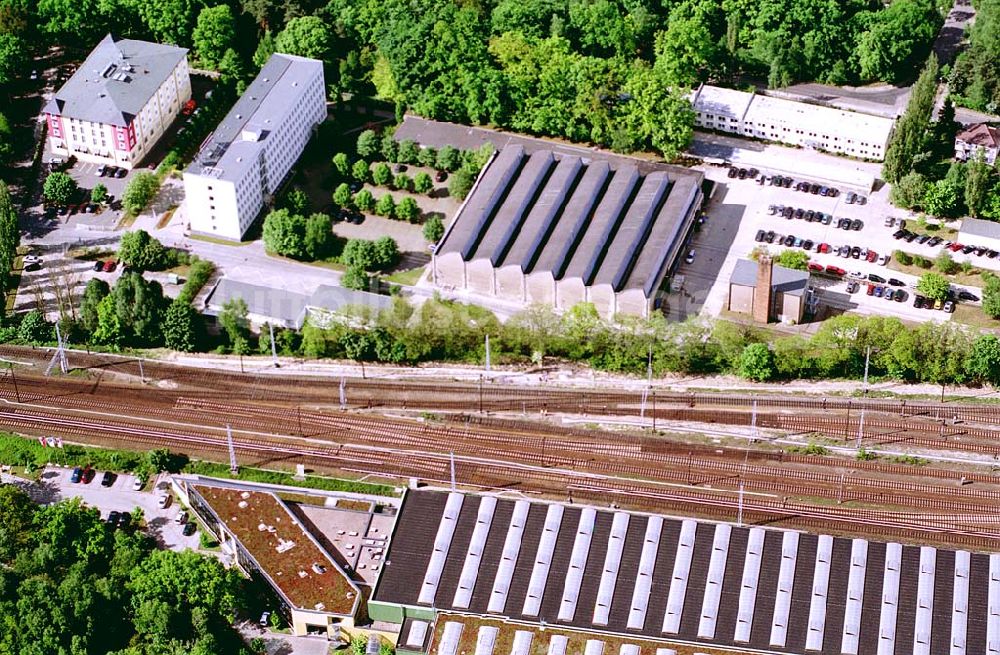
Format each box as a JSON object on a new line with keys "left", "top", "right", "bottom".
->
{"left": 678, "top": 163, "right": 983, "bottom": 324}
{"left": 36, "top": 466, "right": 201, "bottom": 551}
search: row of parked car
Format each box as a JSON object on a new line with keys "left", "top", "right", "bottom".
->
{"left": 893, "top": 229, "right": 1000, "bottom": 258}
{"left": 794, "top": 180, "right": 840, "bottom": 197}
{"left": 70, "top": 466, "right": 142, "bottom": 489}
{"left": 755, "top": 230, "right": 888, "bottom": 264}
{"left": 767, "top": 205, "right": 866, "bottom": 231}
{"left": 95, "top": 164, "right": 128, "bottom": 178}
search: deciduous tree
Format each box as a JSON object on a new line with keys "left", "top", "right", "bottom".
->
{"left": 275, "top": 16, "right": 332, "bottom": 61}
{"left": 916, "top": 272, "right": 950, "bottom": 301}
{"left": 43, "top": 172, "right": 77, "bottom": 206}
{"left": 192, "top": 5, "right": 237, "bottom": 69}
{"left": 163, "top": 298, "right": 201, "bottom": 352}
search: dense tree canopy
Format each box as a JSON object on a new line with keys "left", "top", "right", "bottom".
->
{"left": 950, "top": 0, "right": 1000, "bottom": 113}
{"left": 0, "top": 486, "right": 249, "bottom": 655}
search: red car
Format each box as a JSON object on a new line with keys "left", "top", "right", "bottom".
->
{"left": 825, "top": 265, "right": 846, "bottom": 276}
{"left": 817, "top": 243, "right": 830, "bottom": 253}
{"left": 949, "top": 243, "right": 964, "bottom": 252}
{"left": 102, "top": 260, "right": 116, "bottom": 273}
{"left": 807, "top": 262, "right": 824, "bottom": 272}
{"left": 866, "top": 250, "right": 878, "bottom": 263}
{"left": 867, "top": 284, "right": 876, "bottom": 295}
{"left": 181, "top": 99, "right": 197, "bottom": 115}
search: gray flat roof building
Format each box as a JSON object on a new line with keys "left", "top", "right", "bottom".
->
{"left": 43, "top": 34, "right": 188, "bottom": 127}
{"left": 959, "top": 217, "right": 1000, "bottom": 241}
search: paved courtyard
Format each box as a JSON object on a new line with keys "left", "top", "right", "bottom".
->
{"left": 672, "top": 157, "right": 982, "bottom": 325}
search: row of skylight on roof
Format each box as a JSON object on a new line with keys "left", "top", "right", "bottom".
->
{"left": 441, "top": 624, "right": 679, "bottom": 655}
{"left": 418, "top": 493, "right": 464, "bottom": 604}
{"left": 424, "top": 495, "right": 998, "bottom": 655}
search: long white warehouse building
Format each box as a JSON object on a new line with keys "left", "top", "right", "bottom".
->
{"left": 183, "top": 53, "right": 326, "bottom": 240}
{"left": 689, "top": 84, "right": 896, "bottom": 161}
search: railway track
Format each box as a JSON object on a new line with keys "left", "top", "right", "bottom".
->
{"left": 5, "top": 345, "right": 1000, "bottom": 426}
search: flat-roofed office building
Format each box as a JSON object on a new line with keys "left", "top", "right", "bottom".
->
{"left": 183, "top": 53, "right": 325, "bottom": 241}
{"left": 432, "top": 147, "right": 703, "bottom": 319}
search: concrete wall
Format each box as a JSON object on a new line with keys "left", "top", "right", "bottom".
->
{"left": 779, "top": 293, "right": 803, "bottom": 324}
{"left": 588, "top": 284, "right": 616, "bottom": 319}
{"left": 495, "top": 265, "right": 525, "bottom": 301}
{"left": 728, "top": 284, "right": 754, "bottom": 315}
{"left": 465, "top": 259, "right": 496, "bottom": 295}
{"left": 555, "top": 278, "right": 587, "bottom": 312}
{"left": 432, "top": 252, "right": 466, "bottom": 290}
{"left": 615, "top": 288, "right": 650, "bottom": 318}
{"left": 525, "top": 272, "right": 556, "bottom": 305}
{"left": 184, "top": 175, "right": 243, "bottom": 241}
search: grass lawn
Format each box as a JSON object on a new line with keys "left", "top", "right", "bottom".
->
{"left": 384, "top": 265, "right": 425, "bottom": 285}
{"left": 5, "top": 257, "right": 21, "bottom": 313}
{"left": 887, "top": 257, "right": 990, "bottom": 287}
{"left": 903, "top": 219, "right": 958, "bottom": 240}
{"left": 189, "top": 233, "right": 254, "bottom": 247}
{"left": 306, "top": 258, "right": 347, "bottom": 272}
{"left": 951, "top": 303, "right": 999, "bottom": 329}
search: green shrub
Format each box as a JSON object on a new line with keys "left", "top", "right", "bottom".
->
{"left": 393, "top": 173, "right": 412, "bottom": 191}
{"left": 894, "top": 250, "right": 913, "bottom": 265}
{"left": 413, "top": 172, "right": 433, "bottom": 194}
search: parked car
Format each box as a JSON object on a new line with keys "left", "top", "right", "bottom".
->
{"left": 116, "top": 511, "right": 131, "bottom": 530}
{"left": 934, "top": 298, "right": 943, "bottom": 310}
{"left": 962, "top": 245, "right": 976, "bottom": 254}
{"left": 916, "top": 234, "right": 930, "bottom": 244}
{"left": 976, "top": 246, "right": 988, "bottom": 256}
{"left": 874, "top": 285, "right": 884, "bottom": 298}
{"left": 850, "top": 246, "right": 861, "bottom": 259}
{"left": 855, "top": 194, "right": 865, "bottom": 204}
{"left": 737, "top": 168, "right": 748, "bottom": 179}
{"left": 771, "top": 175, "right": 783, "bottom": 186}
{"left": 958, "top": 290, "right": 980, "bottom": 302}
{"left": 96, "top": 164, "right": 107, "bottom": 176}
{"left": 783, "top": 235, "right": 795, "bottom": 246}
{"left": 765, "top": 230, "right": 776, "bottom": 243}
{"left": 848, "top": 192, "right": 858, "bottom": 204}
{"left": 781, "top": 177, "right": 792, "bottom": 188}
{"left": 182, "top": 522, "right": 197, "bottom": 536}
{"left": 821, "top": 213, "right": 832, "bottom": 225}
{"left": 755, "top": 229, "right": 766, "bottom": 242}
{"left": 850, "top": 219, "right": 863, "bottom": 231}
{"left": 894, "top": 290, "right": 906, "bottom": 302}
{"left": 181, "top": 99, "right": 197, "bottom": 115}
{"left": 175, "top": 511, "right": 188, "bottom": 525}
{"left": 988, "top": 250, "right": 999, "bottom": 259}
{"left": 684, "top": 250, "right": 695, "bottom": 264}
{"left": 727, "top": 167, "right": 738, "bottom": 178}
{"left": 892, "top": 229, "right": 907, "bottom": 239}
{"left": 259, "top": 612, "right": 271, "bottom": 627}
{"left": 794, "top": 208, "right": 804, "bottom": 219}
{"left": 114, "top": 168, "right": 126, "bottom": 178}
{"left": 796, "top": 181, "right": 809, "bottom": 191}
{"left": 782, "top": 206, "right": 794, "bottom": 218}
{"left": 839, "top": 245, "right": 851, "bottom": 257}
{"left": 70, "top": 467, "right": 83, "bottom": 483}
{"left": 81, "top": 466, "right": 94, "bottom": 483}
{"left": 869, "top": 273, "right": 886, "bottom": 283}
{"left": 867, "top": 284, "right": 876, "bottom": 296}
{"left": 817, "top": 243, "right": 830, "bottom": 253}
{"left": 825, "top": 265, "right": 846, "bottom": 276}
{"left": 158, "top": 495, "right": 171, "bottom": 509}
{"left": 913, "top": 295, "right": 925, "bottom": 308}
{"left": 847, "top": 281, "right": 860, "bottom": 293}
{"left": 793, "top": 237, "right": 803, "bottom": 248}
{"left": 928, "top": 236, "right": 943, "bottom": 247}
{"left": 802, "top": 239, "right": 814, "bottom": 251}
{"left": 904, "top": 232, "right": 918, "bottom": 243}
{"left": 107, "top": 510, "right": 121, "bottom": 525}
{"left": 807, "top": 262, "right": 824, "bottom": 272}
{"left": 884, "top": 289, "right": 895, "bottom": 301}
{"left": 866, "top": 250, "right": 878, "bottom": 263}
{"left": 887, "top": 278, "right": 905, "bottom": 287}
{"left": 100, "top": 471, "right": 114, "bottom": 487}
{"left": 132, "top": 477, "right": 144, "bottom": 491}
{"left": 877, "top": 254, "right": 890, "bottom": 266}
{"left": 809, "top": 183, "right": 820, "bottom": 194}
{"left": 102, "top": 260, "right": 116, "bottom": 272}
{"left": 943, "top": 300, "right": 955, "bottom": 313}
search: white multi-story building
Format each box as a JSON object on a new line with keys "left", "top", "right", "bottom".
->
{"left": 43, "top": 34, "right": 191, "bottom": 169}
{"left": 183, "top": 54, "right": 326, "bottom": 241}
{"left": 689, "top": 84, "right": 896, "bottom": 161}
{"left": 955, "top": 123, "right": 999, "bottom": 166}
